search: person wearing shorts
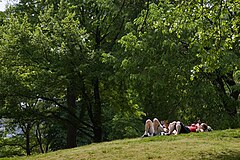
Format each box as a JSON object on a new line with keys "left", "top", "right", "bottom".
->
{"left": 141, "top": 118, "right": 168, "bottom": 137}
{"left": 168, "top": 121, "right": 190, "bottom": 135}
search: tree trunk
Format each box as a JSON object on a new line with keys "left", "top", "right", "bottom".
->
{"left": 224, "top": 72, "right": 238, "bottom": 117}
{"left": 25, "top": 124, "right": 31, "bottom": 156}
{"left": 92, "top": 78, "right": 102, "bottom": 142}
{"left": 91, "top": 15, "right": 103, "bottom": 142}
{"left": 213, "top": 72, "right": 238, "bottom": 118}
{"left": 66, "top": 82, "right": 78, "bottom": 148}
{"left": 36, "top": 123, "right": 44, "bottom": 153}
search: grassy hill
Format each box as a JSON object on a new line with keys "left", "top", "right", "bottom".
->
{"left": 1, "top": 129, "right": 240, "bottom": 160}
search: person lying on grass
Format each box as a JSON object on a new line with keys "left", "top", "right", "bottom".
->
{"left": 167, "top": 121, "right": 190, "bottom": 135}
{"left": 141, "top": 118, "right": 169, "bottom": 137}
{"left": 167, "top": 120, "right": 213, "bottom": 135}
{"left": 188, "top": 120, "right": 213, "bottom": 133}
{"left": 142, "top": 119, "right": 212, "bottom": 137}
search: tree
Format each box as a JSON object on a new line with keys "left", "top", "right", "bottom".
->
{"left": 190, "top": 0, "right": 240, "bottom": 122}
{"left": 0, "top": 0, "right": 148, "bottom": 152}
{"left": 0, "top": 2, "right": 92, "bottom": 149}
{"left": 119, "top": 0, "right": 240, "bottom": 127}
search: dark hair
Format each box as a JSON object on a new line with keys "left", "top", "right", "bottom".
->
{"left": 200, "top": 123, "right": 208, "bottom": 131}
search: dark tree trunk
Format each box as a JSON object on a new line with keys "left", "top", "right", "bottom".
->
{"left": 224, "top": 72, "right": 239, "bottom": 117}
{"left": 213, "top": 72, "right": 238, "bottom": 118}
{"left": 66, "top": 82, "right": 78, "bottom": 148}
{"left": 79, "top": 76, "right": 102, "bottom": 142}
{"left": 25, "top": 124, "right": 31, "bottom": 156}
{"left": 91, "top": 15, "right": 103, "bottom": 142}
{"left": 36, "top": 124, "right": 44, "bottom": 153}
{"left": 92, "top": 78, "right": 102, "bottom": 142}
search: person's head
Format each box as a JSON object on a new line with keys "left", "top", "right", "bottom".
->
{"left": 199, "top": 123, "right": 208, "bottom": 132}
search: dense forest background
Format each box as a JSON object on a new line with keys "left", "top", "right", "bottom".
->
{"left": 0, "top": 0, "right": 240, "bottom": 157}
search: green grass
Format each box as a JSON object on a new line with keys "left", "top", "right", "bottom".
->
{"left": 1, "top": 129, "right": 240, "bottom": 160}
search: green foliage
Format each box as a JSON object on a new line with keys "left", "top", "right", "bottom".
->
{"left": 119, "top": 0, "right": 240, "bottom": 128}
{"left": 0, "top": 138, "right": 25, "bottom": 158}
{"left": 103, "top": 99, "right": 145, "bottom": 140}
{"left": 106, "top": 114, "right": 143, "bottom": 140}
{"left": 119, "top": 2, "right": 196, "bottom": 121}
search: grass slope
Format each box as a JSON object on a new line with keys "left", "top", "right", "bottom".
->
{"left": 2, "top": 129, "right": 240, "bottom": 160}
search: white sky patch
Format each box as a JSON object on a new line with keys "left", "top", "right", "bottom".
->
{"left": 0, "top": 0, "right": 7, "bottom": 11}
{"left": 0, "top": 0, "right": 19, "bottom": 11}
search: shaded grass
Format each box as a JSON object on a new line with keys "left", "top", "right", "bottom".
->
{"left": 1, "top": 129, "right": 240, "bottom": 160}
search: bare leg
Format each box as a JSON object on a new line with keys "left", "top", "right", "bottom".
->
{"left": 153, "top": 118, "right": 164, "bottom": 135}
{"left": 175, "top": 121, "right": 181, "bottom": 135}
{"left": 142, "top": 119, "right": 154, "bottom": 137}
{"left": 168, "top": 121, "right": 176, "bottom": 134}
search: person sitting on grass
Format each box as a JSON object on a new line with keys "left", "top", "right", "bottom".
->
{"left": 141, "top": 118, "right": 169, "bottom": 137}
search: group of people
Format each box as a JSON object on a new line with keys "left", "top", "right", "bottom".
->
{"left": 142, "top": 118, "right": 212, "bottom": 137}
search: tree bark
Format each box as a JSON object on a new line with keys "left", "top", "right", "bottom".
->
{"left": 213, "top": 72, "right": 238, "bottom": 118}
{"left": 92, "top": 77, "right": 102, "bottom": 142}
{"left": 91, "top": 14, "right": 103, "bottom": 142}
{"left": 224, "top": 72, "right": 238, "bottom": 117}
{"left": 66, "top": 82, "right": 78, "bottom": 148}
{"left": 25, "top": 124, "right": 31, "bottom": 156}
{"left": 36, "top": 123, "right": 44, "bottom": 153}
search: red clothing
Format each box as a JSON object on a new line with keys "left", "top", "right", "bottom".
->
{"left": 188, "top": 124, "right": 197, "bottom": 132}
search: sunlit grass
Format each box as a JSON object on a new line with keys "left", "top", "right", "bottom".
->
{"left": 1, "top": 129, "right": 240, "bottom": 160}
